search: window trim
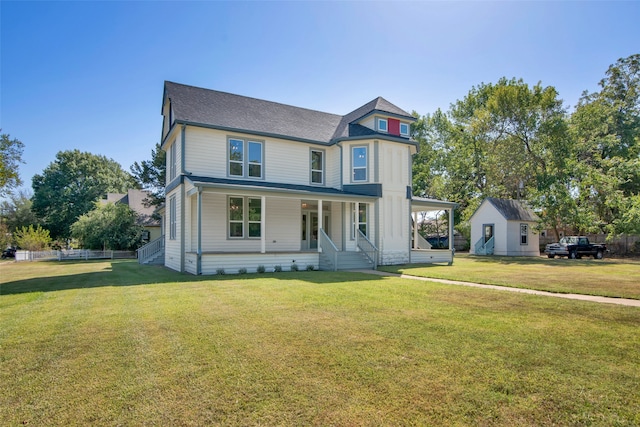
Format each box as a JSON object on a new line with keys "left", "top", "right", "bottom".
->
{"left": 377, "top": 118, "right": 388, "bottom": 133}
{"left": 310, "top": 148, "right": 325, "bottom": 185}
{"left": 351, "top": 144, "right": 369, "bottom": 183}
{"left": 227, "top": 196, "right": 262, "bottom": 240}
{"left": 351, "top": 203, "right": 368, "bottom": 240}
{"left": 400, "top": 122, "right": 409, "bottom": 137}
{"left": 169, "top": 142, "right": 177, "bottom": 181}
{"left": 227, "top": 137, "right": 264, "bottom": 180}
{"left": 169, "top": 195, "right": 177, "bottom": 240}
{"left": 520, "top": 223, "right": 529, "bottom": 245}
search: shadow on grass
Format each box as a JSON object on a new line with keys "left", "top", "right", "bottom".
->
{"left": 0, "top": 260, "right": 384, "bottom": 295}
{"left": 464, "top": 254, "right": 624, "bottom": 268}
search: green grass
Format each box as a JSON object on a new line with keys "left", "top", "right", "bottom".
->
{"left": 1, "top": 260, "right": 639, "bottom": 426}
{"left": 379, "top": 253, "right": 640, "bottom": 299}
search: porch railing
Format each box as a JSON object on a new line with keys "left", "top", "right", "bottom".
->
{"left": 319, "top": 228, "right": 339, "bottom": 271}
{"left": 356, "top": 229, "right": 378, "bottom": 269}
{"left": 474, "top": 236, "right": 494, "bottom": 255}
{"left": 137, "top": 235, "right": 165, "bottom": 264}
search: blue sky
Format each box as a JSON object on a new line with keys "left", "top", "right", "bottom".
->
{"left": 1, "top": 1, "right": 639, "bottom": 193}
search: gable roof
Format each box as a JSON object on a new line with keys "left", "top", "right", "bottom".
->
{"left": 102, "top": 189, "right": 160, "bottom": 227}
{"left": 163, "top": 81, "right": 416, "bottom": 146}
{"left": 483, "top": 197, "right": 539, "bottom": 222}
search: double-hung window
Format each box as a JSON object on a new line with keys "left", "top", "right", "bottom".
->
{"left": 228, "top": 196, "right": 262, "bottom": 238}
{"left": 229, "top": 138, "right": 263, "bottom": 179}
{"left": 169, "top": 195, "right": 177, "bottom": 240}
{"left": 352, "top": 203, "right": 368, "bottom": 238}
{"left": 520, "top": 224, "right": 528, "bottom": 245}
{"left": 310, "top": 149, "right": 324, "bottom": 185}
{"left": 169, "top": 142, "right": 177, "bottom": 181}
{"left": 352, "top": 146, "right": 368, "bottom": 182}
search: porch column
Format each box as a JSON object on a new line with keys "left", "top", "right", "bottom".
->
{"left": 355, "top": 202, "right": 359, "bottom": 244}
{"left": 261, "top": 196, "right": 266, "bottom": 254}
{"left": 413, "top": 211, "right": 419, "bottom": 249}
{"left": 317, "top": 199, "right": 323, "bottom": 252}
{"left": 196, "top": 188, "right": 202, "bottom": 275}
{"left": 448, "top": 207, "right": 455, "bottom": 265}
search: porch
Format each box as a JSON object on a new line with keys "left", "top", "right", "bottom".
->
{"left": 410, "top": 197, "right": 458, "bottom": 265}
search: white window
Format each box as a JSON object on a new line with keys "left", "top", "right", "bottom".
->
{"left": 352, "top": 146, "right": 367, "bottom": 182}
{"left": 169, "top": 196, "right": 177, "bottom": 240}
{"left": 400, "top": 122, "right": 409, "bottom": 137}
{"left": 169, "top": 142, "right": 177, "bottom": 181}
{"left": 352, "top": 203, "right": 368, "bottom": 238}
{"left": 229, "top": 138, "right": 263, "bottom": 179}
{"left": 310, "top": 149, "right": 324, "bottom": 184}
{"left": 229, "top": 196, "right": 262, "bottom": 239}
{"left": 520, "top": 224, "right": 528, "bottom": 245}
{"left": 377, "top": 118, "right": 388, "bottom": 133}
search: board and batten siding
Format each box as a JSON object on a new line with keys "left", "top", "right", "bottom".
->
{"left": 378, "top": 141, "right": 411, "bottom": 264}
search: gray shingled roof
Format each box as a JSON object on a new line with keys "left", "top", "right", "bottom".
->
{"left": 486, "top": 198, "right": 539, "bottom": 222}
{"left": 164, "top": 81, "right": 414, "bottom": 145}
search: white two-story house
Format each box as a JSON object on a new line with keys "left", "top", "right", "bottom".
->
{"left": 148, "top": 81, "right": 456, "bottom": 274}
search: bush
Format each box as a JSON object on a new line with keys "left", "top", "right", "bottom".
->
{"left": 14, "top": 225, "right": 52, "bottom": 251}
{"left": 306, "top": 264, "right": 315, "bottom": 271}
{"left": 290, "top": 263, "right": 299, "bottom": 272}
{"left": 257, "top": 265, "right": 266, "bottom": 273}
{"left": 274, "top": 265, "right": 282, "bottom": 272}
{"left": 216, "top": 268, "right": 225, "bottom": 275}
{"left": 238, "top": 267, "right": 247, "bottom": 274}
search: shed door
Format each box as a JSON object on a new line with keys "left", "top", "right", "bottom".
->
{"left": 483, "top": 224, "right": 494, "bottom": 243}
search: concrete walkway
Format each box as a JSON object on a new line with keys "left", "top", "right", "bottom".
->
{"left": 349, "top": 269, "right": 640, "bottom": 307}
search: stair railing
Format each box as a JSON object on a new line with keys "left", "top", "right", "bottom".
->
{"left": 137, "top": 235, "right": 165, "bottom": 264}
{"left": 319, "top": 228, "right": 339, "bottom": 271}
{"left": 356, "top": 229, "right": 378, "bottom": 269}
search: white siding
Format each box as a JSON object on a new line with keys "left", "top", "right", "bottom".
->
{"left": 411, "top": 250, "right": 453, "bottom": 264}
{"left": 506, "top": 221, "right": 540, "bottom": 256}
{"left": 199, "top": 253, "right": 319, "bottom": 275}
{"left": 164, "top": 188, "right": 183, "bottom": 272}
{"left": 469, "top": 201, "right": 507, "bottom": 255}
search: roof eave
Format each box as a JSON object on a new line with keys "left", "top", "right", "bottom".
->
{"left": 351, "top": 109, "right": 417, "bottom": 125}
{"left": 333, "top": 134, "right": 419, "bottom": 147}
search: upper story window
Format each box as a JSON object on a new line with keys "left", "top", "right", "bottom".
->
{"left": 352, "top": 146, "right": 368, "bottom": 182}
{"left": 400, "top": 122, "right": 409, "bottom": 137}
{"left": 310, "top": 149, "right": 324, "bottom": 185}
{"left": 169, "top": 142, "right": 177, "bottom": 181}
{"left": 377, "top": 118, "right": 388, "bottom": 133}
{"left": 229, "top": 138, "right": 263, "bottom": 179}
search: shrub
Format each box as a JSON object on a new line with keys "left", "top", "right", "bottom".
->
{"left": 274, "top": 265, "right": 282, "bottom": 272}
{"left": 306, "top": 264, "right": 315, "bottom": 271}
{"left": 290, "top": 263, "right": 299, "bottom": 272}
{"left": 216, "top": 268, "right": 225, "bottom": 275}
{"left": 14, "top": 225, "right": 52, "bottom": 251}
{"left": 257, "top": 265, "right": 266, "bottom": 273}
{"left": 238, "top": 267, "right": 247, "bottom": 274}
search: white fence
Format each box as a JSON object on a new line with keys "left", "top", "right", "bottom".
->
{"left": 15, "top": 250, "right": 136, "bottom": 262}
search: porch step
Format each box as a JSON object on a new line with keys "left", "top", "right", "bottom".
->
{"left": 320, "top": 251, "right": 374, "bottom": 271}
{"left": 142, "top": 252, "right": 165, "bottom": 265}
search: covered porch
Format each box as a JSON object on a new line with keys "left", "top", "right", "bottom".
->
{"left": 184, "top": 177, "right": 379, "bottom": 274}
{"left": 410, "top": 197, "right": 458, "bottom": 265}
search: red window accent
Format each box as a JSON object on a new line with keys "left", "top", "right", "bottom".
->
{"left": 388, "top": 118, "right": 400, "bottom": 136}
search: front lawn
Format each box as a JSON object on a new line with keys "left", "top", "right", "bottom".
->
{"left": 1, "top": 260, "right": 639, "bottom": 426}
{"left": 379, "top": 253, "right": 640, "bottom": 299}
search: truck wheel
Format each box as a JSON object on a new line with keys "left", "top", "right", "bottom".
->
{"left": 595, "top": 250, "right": 604, "bottom": 260}
{"left": 547, "top": 254, "right": 555, "bottom": 259}
{"left": 569, "top": 250, "right": 577, "bottom": 259}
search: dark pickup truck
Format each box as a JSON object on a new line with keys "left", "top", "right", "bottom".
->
{"left": 545, "top": 236, "right": 606, "bottom": 259}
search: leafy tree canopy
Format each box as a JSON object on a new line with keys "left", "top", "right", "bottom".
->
{"left": 71, "top": 202, "right": 143, "bottom": 250}
{"left": 130, "top": 142, "right": 166, "bottom": 210}
{"left": 0, "top": 131, "right": 25, "bottom": 197}
{"left": 0, "top": 189, "right": 39, "bottom": 237}
{"left": 31, "top": 150, "right": 137, "bottom": 240}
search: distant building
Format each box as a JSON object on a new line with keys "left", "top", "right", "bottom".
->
{"left": 103, "top": 189, "right": 162, "bottom": 243}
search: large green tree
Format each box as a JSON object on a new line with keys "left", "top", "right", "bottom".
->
{"left": 0, "top": 131, "right": 25, "bottom": 197}
{"left": 31, "top": 150, "right": 137, "bottom": 239}
{"left": 571, "top": 54, "right": 640, "bottom": 235}
{"left": 71, "top": 202, "right": 143, "bottom": 250}
{"left": 130, "top": 142, "right": 166, "bottom": 210}
{"left": 0, "top": 190, "right": 39, "bottom": 237}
